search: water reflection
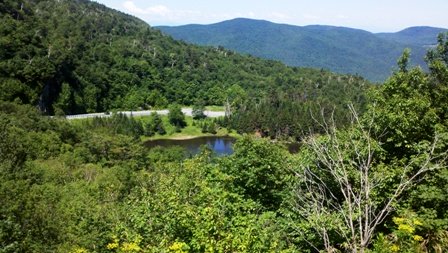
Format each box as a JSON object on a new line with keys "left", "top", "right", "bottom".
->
{"left": 145, "top": 136, "right": 235, "bottom": 156}
{"left": 144, "top": 136, "right": 301, "bottom": 156}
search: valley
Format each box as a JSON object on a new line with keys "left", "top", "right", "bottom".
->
{"left": 1, "top": 1, "right": 447, "bottom": 252}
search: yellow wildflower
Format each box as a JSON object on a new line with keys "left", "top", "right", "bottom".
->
{"left": 169, "top": 241, "right": 189, "bottom": 253}
{"left": 107, "top": 237, "right": 119, "bottom": 250}
{"left": 71, "top": 248, "right": 88, "bottom": 253}
{"left": 413, "top": 218, "right": 423, "bottom": 226}
{"left": 390, "top": 244, "right": 400, "bottom": 252}
{"left": 121, "top": 242, "right": 141, "bottom": 252}
{"left": 413, "top": 235, "right": 424, "bottom": 242}
{"left": 398, "top": 224, "right": 415, "bottom": 234}
{"left": 393, "top": 217, "right": 405, "bottom": 225}
{"left": 107, "top": 242, "right": 119, "bottom": 250}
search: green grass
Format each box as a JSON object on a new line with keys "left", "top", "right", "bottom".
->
{"left": 205, "top": 105, "right": 225, "bottom": 111}
{"left": 140, "top": 115, "right": 240, "bottom": 141}
{"left": 161, "top": 116, "right": 201, "bottom": 137}
{"left": 66, "top": 113, "right": 238, "bottom": 142}
{"left": 64, "top": 117, "right": 93, "bottom": 128}
{"left": 174, "top": 105, "right": 224, "bottom": 112}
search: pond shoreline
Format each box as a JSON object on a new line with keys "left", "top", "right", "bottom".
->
{"left": 144, "top": 135, "right": 237, "bottom": 156}
{"left": 144, "top": 134, "right": 302, "bottom": 154}
{"left": 144, "top": 134, "right": 237, "bottom": 143}
{"left": 142, "top": 132, "right": 240, "bottom": 142}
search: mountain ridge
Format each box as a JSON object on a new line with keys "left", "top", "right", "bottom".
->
{"left": 376, "top": 26, "right": 447, "bottom": 47}
{"left": 157, "top": 18, "right": 446, "bottom": 81}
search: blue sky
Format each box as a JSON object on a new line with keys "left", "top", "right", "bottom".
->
{"left": 93, "top": 0, "right": 447, "bottom": 32}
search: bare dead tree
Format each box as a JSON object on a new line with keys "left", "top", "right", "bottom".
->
{"left": 291, "top": 104, "right": 447, "bottom": 253}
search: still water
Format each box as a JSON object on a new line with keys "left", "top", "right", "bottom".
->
{"left": 145, "top": 136, "right": 236, "bottom": 156}
{"left": 145, "top": 136, "right": 301, "bottom": 156}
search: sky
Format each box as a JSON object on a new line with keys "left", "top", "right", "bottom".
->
{"left": 93, "top": 0, "right": 448, "bottom": 32}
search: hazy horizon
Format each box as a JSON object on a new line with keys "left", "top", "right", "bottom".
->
{"left": 93, "top": 0, "right": 448, "bottom": 33}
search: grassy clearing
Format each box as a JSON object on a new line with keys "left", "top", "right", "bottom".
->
{"left": 205, "top": 105, "right": 225, "bottom": 111}
{"left": 63, "top": 117, "right": 93, "bottom": 128}
{"left": 66, "top": 113, "right": 239, "bottom": 141}
{"left": 173, "top": 105, "right": 224, "bottom": 111}
{"left": 141, "top": 115, "right": 240, "bottom": 141}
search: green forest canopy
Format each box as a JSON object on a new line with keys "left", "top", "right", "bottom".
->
{"left": 1, "top": 36, "right": 447, "bottom": 250}
{"left": 0, "top": 0, "right": 369, "bottom": 116}
{"left": 1, "top": 0, "right": 448, "bottom": 252}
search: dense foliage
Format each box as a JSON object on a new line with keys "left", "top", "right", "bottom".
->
{"left": 224, "top": 73, "right": 368, "bottom": 140}
{"left": 1, "top": 0, "right": 448, "bottom": 252}
{"left": 377, "top": 26, "right": 448, "bottom": 47}
{"left": 144, "top": 112, "right": 166, "bottom": 136}
{"left": 0, "top": 0, "right": 367, "bottom": 115}
{"left": 280, "top": 33, "right": 448, "bottom": 252}
{"left": 1, "top": 37, "right": 447, "bottom": 251}
{"left": 168, "top": 104, "right": 187, "bottom": 130}
{"left": 0, "top": 102, "right": 296, "bottom": 252}
{"left": 157, "top": 18, "right": 439, "bottom": 81}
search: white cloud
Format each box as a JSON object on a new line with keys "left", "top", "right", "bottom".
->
{"left": 146, "top": 5, "right": 171, "bottom": 17}
{"left": 122, "top": 1, "right": 171, "bottom": 16}
{"left": 121, "top": 1, "right": 289, "bottom": 25}
{"left": 122, "top": 1, "right": 148, "bottom": 15}
{"left": 122, "top": 1, "right": 199, "bottom": 22}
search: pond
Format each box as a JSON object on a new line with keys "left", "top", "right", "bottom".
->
{"left": 145, "top": 136, "right": 236, "bottom": 156}
{"left": 144, "top": 136, "right": 301, "bottom": 156}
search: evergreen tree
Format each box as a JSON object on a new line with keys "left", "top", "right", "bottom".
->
{"left": 192, "top": 103, "right": 206, "bottom": 120}
{"left": 168, "top": 104, "right": 186, "bottom": 129}
{"left": 201, "top": 121, "right": 208, "bottom": 133}
{"left": 208, "top": 121, "right": 217, "bottom": 134}
{"left": 145, "top": 112, "right": 165, "bottom": 136}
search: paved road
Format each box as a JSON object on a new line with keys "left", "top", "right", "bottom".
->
{"left": 65, "top": 108, "right": 225, "bottom": 120}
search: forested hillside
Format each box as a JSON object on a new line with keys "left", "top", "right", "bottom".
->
{"left": 1, "top": 35, "right": 448, "bottom": 252}
{"left": 157, "top": 18, "right": 437, "bottom": 81}
{"left": 0, "top": 0, "right": 367, "bottom": 115}
{"left": 1, "top": 0, "right": 448, "bottom": 252}
{"left": 377, "top": 26, "right": 448, "bottom": 47}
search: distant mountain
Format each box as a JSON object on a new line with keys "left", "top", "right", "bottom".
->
{"left": 157, "top": 18, "right": 445, "bottom": 81}
{"left": 376, "top": 26, "right": 447, "bottom": 47}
